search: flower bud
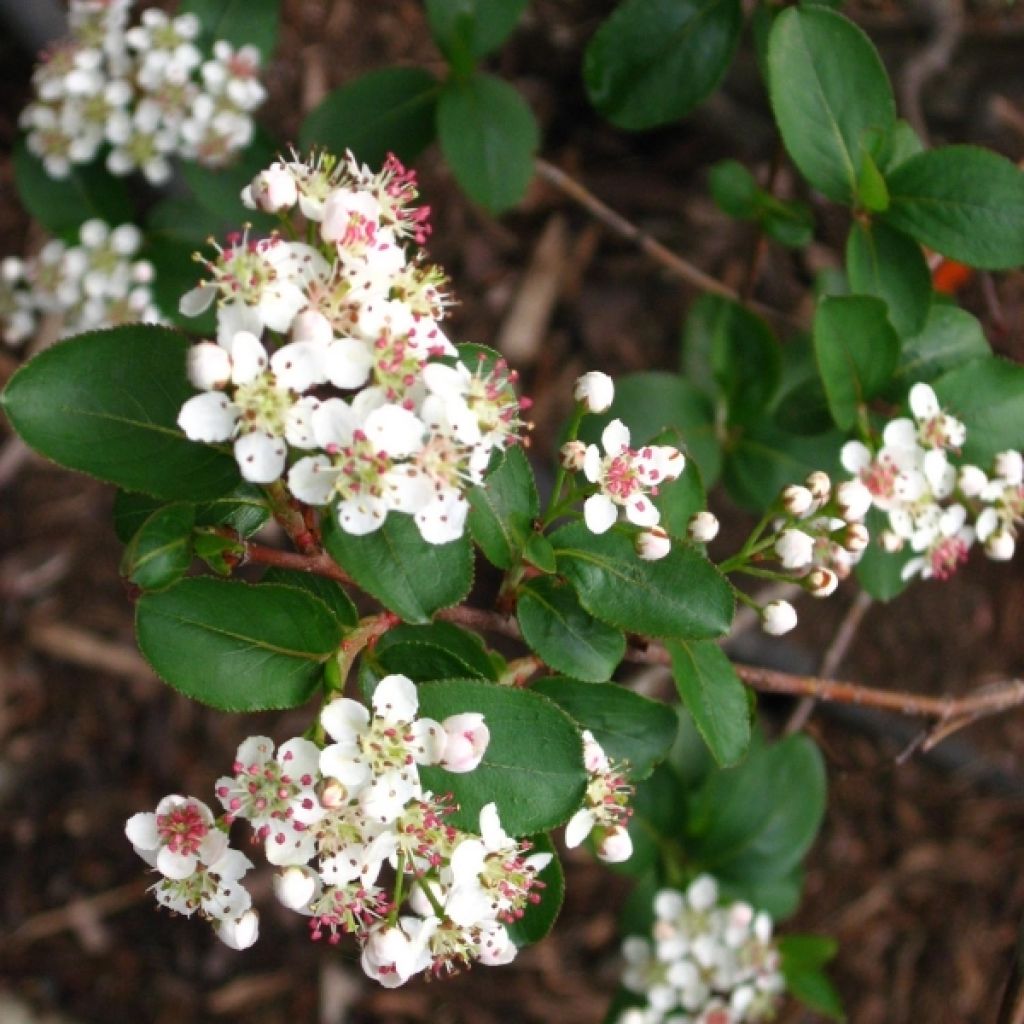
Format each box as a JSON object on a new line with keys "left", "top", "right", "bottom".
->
{"left": 596, "top": 825, "right": 633, "bottom": 864}
{"left": 248, "top": 163, "right": 298, "bottom": 213}
{"left": 574, "top": 371, "right": 615, "bottom": 414}
{"left": 636, "top": 527, "right": 671, "bottom": 561}
{"left": 273, "top": 866, "right": 316, "bottom": 910}
{"left": 880, "top": 530, "right": 904, "bottom": 553}
{"left": 836, "top": 479, "right": 872, "bottom": 522}
{"left": 439, "top": 712, "right": 490, "bottom": 773}
{"left": 842, "top": 522, "right": 870, "bottom": 554}
{"left": 958, "top": 464, "right": 988, "bottom": 497}
{"left": 217, "top": 909, "right": 259, "bottom": 950}
{"left": 317, "top": 778, "right": 348, "bottom": 809}
{"left": 560, "top": 440, "right": 587, "bottom": 472}
{"left": 994, "top": 450, "right": 1024, "bottom": 486}
{"left": 762, "top": 600, "right": 797, "bottom": 636}
{"left": 781, "top": 484, "right": 813, "bottom": 518}
{"left": 806, "top": 566, "right": 838, "bottom": 598}
{"left": 687, "top": 511, "right": 719, "bottom": 543}
{"left": 985, "top": 530, "right": 1015, "bottom": 562}
{"left": 187, "top": 341, "right": 231, "bottom": 390}
{"left": 775, "top": 528, "right": 814, "bottom": 570}
{"left": 805, "top": 471, "right": 831, "bottom": 507}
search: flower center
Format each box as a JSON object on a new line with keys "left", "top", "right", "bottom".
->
{"left": 233, "top": 374, "right": 294, "bottom": 435}
{"left": 156, "top": 801, "right": 209, "bottom": 855}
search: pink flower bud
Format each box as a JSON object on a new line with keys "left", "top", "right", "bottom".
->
{"left": 439, "top": 713, "right": 490, "bottom": 773}
{"left": 560, "top": 440, "right": 587, "bottom": 471}
{"left": 636, "top": 527, "right": 671, "bottom": 561}
{"left": 574, "top": 371, "right": 615, "bottom": 413}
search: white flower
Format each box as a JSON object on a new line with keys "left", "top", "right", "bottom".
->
{"left": 439, "top": 713, "right": 490, "bottom": 773}
{"left": 762, "top": 600, "right": 797, "bottom": 636}
{"left": 564, "top": 731, "right": 634, "bottom": 862}
{"left": 245, "top": 162, "right": 299, "bottom": 213}
{"left": 361, "top": 917, "right": 438, "bottom": 988}
{"left": 574, "top": 371, "right": 615, "bottom": 413}
{"left": 901, "top": 503, "right": 975, "bottom": 581}
{"left": 125, "top": 795, "right": 227, "bottom": 880}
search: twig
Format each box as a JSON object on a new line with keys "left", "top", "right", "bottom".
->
{"left": 898, "top": 0, "right": 964, "bottom": 144}
{"left": 534, "top": 158, "right": 798, "bottom": 327}
{"left": 244, "top": 540, "right": 352, "bottom": 585}
{"left": 5, "top": 880, "right": 147, "bottom": 948}
{"left": 25, "top": 621, "right": 155, "bottom": 680}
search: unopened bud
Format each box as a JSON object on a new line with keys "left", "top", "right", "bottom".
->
{"left": 880, "top": 530, "right": 903, "bottom": 553}
{"left": 994, "top": 450, "right": 1024, "bottom": 486}
{"left": 317, "top": 779, "right": 348, "bottom": 809}
{"left": 781, "top": 484, "right": 814, "bottom": 518}
{"left": 574, "top": 371, "right": 615, "bottom": 414}
{"left": 596, "top": 825, "right": 633, "bottom": 864}
{"left": 958, "top": 464, "right": 988, "bottom": 497}
{"left": 273, "top": 866, "right": 316, "bottom": 910}
{"left": 187, "top": 341, "right": 231, "bottom": 391}
{"left": 687, "top": 511, "right": 720, "bottom": 544}
{"left": 985, "top": 530, "right": 1016, "bottom": 562}
{"left": 842, "top": 522, "right": 869, "bottom": 554}
{"left": 217, "top": 909, "right": 259, "bottom": 950}
{"left": 775, "top": 528, "right": 814, "bottom": 570}
{"left": 806, "top": 567, "right": 838, "bottom": 598}
{"left": 805, "top": 471, "right": 831, "bottom": 507}
{"left": 560, "top": 440, "right": 587, "bottom": 472}
{"left": 439, "top": 713, "right": 490, "bottom": 773}
{"left": 836, "top": 479, "right": 872, "bottom": 522}
{"left": 636, "top": 527, "right": 671, "bottom": 561}
{"left": 762, "top": 600, "right": 797, "bottom": 636}
{"left": 248, "top": 163, "right": 298, "bottom": 213}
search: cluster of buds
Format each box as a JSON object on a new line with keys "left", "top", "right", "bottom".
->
{"left": 841, "top": 383, "right": 1023, "bottom": 581}
{"left": 177, "top": 150, "right": 529, "bottom": 545}
{"left": 563, "top": 730, "right": 635, "bottom": 863}
{"left": 126, "top": 674, "right": 551, "bottom": 983}
{"left": 617, "top": 876, "right": 785, "bottom": 1024}
{"left": 22, "top": 1, "right": 265, "bottom": 183}
{"left": 562, "top": 372, "right": 688, "bottom": 556}
{"left": 1, "top": 219, "right": 160, "bottom": 346}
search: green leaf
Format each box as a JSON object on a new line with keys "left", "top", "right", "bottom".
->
{"left": 517, "top": 577, "right": 626, "bottom": 682}
{"left": 723, "top": 422, "right": 843, "bottom": 510}
{"left": 551, "top": 524, "right": 734, "bottom": 640}
{"left": 582, "top": 372, "right": 722, "bottom": 486}
{"left": 425, "top": 0, "right": 529, "bottom": 62}
{"left": 880, "top": 118, "right": 925, "bottom": 173}
{"left": 145, "top": 197, "right": 212, "bottom": 247}
{"left": 718, "top": 867, "right": 804, "bottom": 920}
{"left": 13, "top": 140, "right": 135, "bottom": 240}
{"left": 299, "top": 68, "right": 441, "bottom": 167}
{"left": 112, "top": 483, "right": 269, "bottom": 543}
{"left": 666, "top": 639, "right": 751, "bottom": 766}
{"left": 523, "top": 532, "right": 557, "bottom": 572}
{"left": 652, "top": 442, "right": 706, "bottom": 539}
{"left": 437, "top": 72, "right": 539, "bottom": 213}
{"left": 260, "top": 568, "right": 358, "bottom": 628}
{"left": 814, "top": 295, "right": 900, "bottom": 429}
{"left": 467, "top": 445, "right": 539, "bottom": 569}
{"left": 767, "top": 6, "right": 895, "bottom": 202}
{"left": 506, "top": 833, "right": 564, "bottom": 947}
{"left": 121, "top": 503, "right": 195, "bottom": 591}
{"left": 933, "top": 356, "right": 1024, "bottom": 465}
{"left": 896, "top": 305, "right": 990, "bottom": 383}
{"left": 418, "top": 679, "right": 587, "bottom": 835}
{"left": 881, "top": 145, "right": 1024, "bottom": 270}
{"left": 856, "top": 150, "right": 889, "bottom": 212}
{"left": 620, "top": 762, "right": 687, "bottom": 876}
{"left": 372, "top": 622, "right": 497, "bottom": 682}
{"left": 179, "top": 0, "right": 280, "bottom": 56}
{"left": 321, "top": 511, "right": 473, "bottom": 624}
{"left": 1, "top": 326, "right": 240, "bottom": 501}
{"left": 854, "top": 508, "right": 914, "bottom": 602}
{"left": 532, "top": 677, "right": 678, "bottom": 780}
{"left": 780, "top": 934, "right": 838, "bottom": 969}
{"left": 760, "top": 196, "right": 815, "bottom": 248}
{"left": 136, "top": 578, "right": 342, "bottom": 710}
{"left": 687, "top": 734, "right": 826, "bottom": 883}
{"left": 709, "top": 160, "right": 760, "bottom": 219}
{"left": 781, "top": 937, "right": 844, "bottom": 1020}
{"left": 846, "top": 221, "right": 931, "bottom": 336}
{"left": 583, "top": 0, "right": 743, "bottom": 131}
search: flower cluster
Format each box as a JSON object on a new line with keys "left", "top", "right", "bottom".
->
{"left": 176, "top": 150, "right": 529, "bottom": 544}
{"left": 22, "top": 0, "right": 265, "bottom": 183}
{"left": 562, "top": 373, "right": 687, "bottom": 554}
{"left": 841, "top": 383, "right": 1023, "bottom": 581}
{"left": 564, "top": 730, "right": 635, "bottom": 863}
{"left": 125, "top": 675, "right": 551, "bottom": 984}
{"left": 617, "top": 876, "right": 785, "bottom": 1024}
{"left": 1, "top": 219, "right": 160, "bottom": 346}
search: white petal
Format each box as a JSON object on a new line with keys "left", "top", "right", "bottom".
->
{"left": 229, "top": 331, "right": 269, "bottom": 385}
{"left": 909, "top": 382, "right": 940, "bottom": 420}
{"left": 564, "top": 808, "right": 596, "bottom": 848}
{"left": 415, "top": 493, "right": 469, "bottom": 545}
{"left": 312, "top": 398, "right": 357, "bottom": 450}
{"left": 373, "top": 674, "right": 418, "bottom": 721}
{"left": 479, "top": 802, "right": 510, "bottom": 850}
{"left": 601, "top": 418, "right": 630, "bottom": 455}
{"left": 363, "top": 405, "right": 425, "bottom": 458}
{"left": 178, "top": 392, "right": 238, "bottom": 442}
{"left": 124, "top": 812, "right": 159, "bottom": 852}
{"left": 179, "top": 283, "right": 216, "bottom": 317}
{"left": 320, "top": 698, "right": 370, "bottom": 741}
{"left": 421, "top": 362, "right": 468, "bottom": 401}
{"left": 840, "top": 440, "right": 872, "bottom": 475}
{"left": 338, "top": 496, "right": 388, "bottom": 534}
{"left": 291, "top": 308, "right": 332, "bottom": 345}
{"left": 284, "top": 396, "right": 321, "bottom": 449}
{"left": 187, "top": 341, "right": 231, "bottom": 390}
{"left": 624, "top": 493, "right": 660, "bottom": 528}
{"left": 584, "top": 493, "right": 618, "bottom": 534}
{"left": 271, "top": 341, "right": 324, "bottom": 392}
{"left": 883, "top": 418, "right": 918, "bottom": 450}
{"left": 156, "top": 846, "right": 197, "bottom": 880}
{"left": 216, "top": 300, "right": 263, "bottom": 348}
{"left": 287, "top": 455, "right": 338, "bottom": 505}
{"left": 234, "top": 431, "right": 286, "bottom": 483}
{"left": 217, "top": 909, "right": 259, "bottom": 950}
{"left": 323, "top": 339, "right": 373, "bottom": 389}
{"left": 319, "top": 747, "right": 372, "bottom": 790}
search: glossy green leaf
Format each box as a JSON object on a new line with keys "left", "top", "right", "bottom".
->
{"left": 856, "top": 150, "right": 889, "bottom": 212}
{"left": 112, "top": 484, "right": 269, "bottom": 543}
{"left": 523, "top": 532, "right": 557, "bottom": 572}
{"left": 687, "top": 734, "right": 826, "bottom": 882}
{"left": 506, "top": 833, "right": 564, "bottom": 947}
{"left": 781, "top": 936, "right": 844, "bottom": 1020}
{"left": 933, "top": 356, "right": 1024, "bottom": 465}
{"left": 299, "top": 68, "right": 441, "bottom": 167}
{"left": 121, "top": 503, "right": 195, "bottom": 591}
{"left": 583, "top": 0, "right": 743, "bottom": 131}
{"left": 814, "top": 295, "right": 900, "bottom": 429}
{"left": 709, "top": 160, "right": 760, "bottom": 219}
{"left": 437, "top": 72, "right": 539, "bottom": 213}
{"left": 372, "top": 622, "right": 497, "bottom": 682}
{"left": 880, "top": 118, "right": 925, "bottom": 173}
{"left": 896, "top": 305, "right": 990, "bottom": 383}
{"left": 881, "top": 146, "right": 1024, "bottom": 270}
{"left": 532, "top": 677, "right": 678, "bottom": 780}
{"left": 179, "top": 0, "right": 280, "bottom": 56}
{"left": 260, "top": 568, "right": 358, "bottom": 628}
{"left": 467, "top": 445, "right": 539, "bottom": 569}
{"left": 718, "top": 867, "right": 804, "bottom": 920}
{"left": 551, "top": 524, "right": 734, "bottom": 640}
{"left": 517, "top": 577, "right": 626, "bottom": 682}
{"left": 667, "top": 639, "right": 751, "bottom": 766}
{"left": 136, "top": 578, "right": 342, "bottom": 710}
{"left": 620, "top": 762, "right": 687, "bottom": 876}
{"left": 146, "top": 237, "right": 216, "bottom": 334}
{"left": 13, "top": 140, "right": 135, "bottom": 240}
{"left": 145, "top": 197, "right": 212, "bottom": 246}
{"left": 321, "top": 511, "right": 473, "bottom": 624}
{"left": 418, "top": 679, "right": 587, "bottom": 835}
{"left": 1, "top": 326, "right": 240, "bottom": 500}
{"left": 846, "top": 222, "right": 931, "bottom": 336}
{"left": 767, "top": 6, "right": 895, "bottom": 202}
{"left": 425, "top": 0, "right": 529, "bottom": 61}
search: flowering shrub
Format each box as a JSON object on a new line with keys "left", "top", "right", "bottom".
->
{"left": 4, "top": 0, "right": 1024, "bottom": 1016}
